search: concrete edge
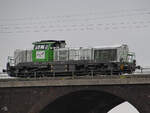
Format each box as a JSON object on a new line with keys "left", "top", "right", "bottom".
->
{"left": 0, "top": 78, "right": 150, "bottom": 88}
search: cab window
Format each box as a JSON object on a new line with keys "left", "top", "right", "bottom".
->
{"left": 34, "top": 44, "right": 49, "bottom": 50}
{"left": 45, "top": 45, "right": 49, "bottom": 49}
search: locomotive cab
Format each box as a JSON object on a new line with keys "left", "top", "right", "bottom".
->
{"left": 32, "top": 40, "right": 66, "bottom": 62}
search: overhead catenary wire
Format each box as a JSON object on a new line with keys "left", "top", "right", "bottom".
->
{"left": 0, "top": 8, "right": 149, "bottom": 22}
{"left": 0, "top": 8, "right": 150, "bottom": 33}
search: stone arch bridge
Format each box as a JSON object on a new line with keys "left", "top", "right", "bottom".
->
{"left": 0, "top": 74, "right": 150, "bottom": 113}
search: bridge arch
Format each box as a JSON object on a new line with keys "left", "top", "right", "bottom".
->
{"left": 39, "top": 90, "right": 139, "bottom": 113}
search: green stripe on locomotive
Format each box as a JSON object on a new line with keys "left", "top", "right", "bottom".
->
{"left": 32, "top": 42, "right": 55, "bottom": 62}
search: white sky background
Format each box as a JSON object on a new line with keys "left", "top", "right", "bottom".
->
{"left": 0, "top": 0, "right": 149, "bottom": 112}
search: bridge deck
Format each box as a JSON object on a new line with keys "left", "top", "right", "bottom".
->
{"left": 0, "top": 74, "right": 150, "bottom": 87}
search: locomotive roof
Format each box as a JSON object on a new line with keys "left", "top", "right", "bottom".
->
{"left": 94, "top": 44, "right": 128, "bottom": 49}
{"left": 32, "top": 40, "right": 66, "bottom": 45}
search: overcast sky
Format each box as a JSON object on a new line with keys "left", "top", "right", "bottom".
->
{"left": 0, "top": 0, "right": 150, "bottom": 112}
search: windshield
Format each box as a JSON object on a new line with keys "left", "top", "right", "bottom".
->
{"left": 128, "top": 52, "right": 135, "bottom": 63}
{"left": 34, "top": 44, "right": 49, "bottom": 50}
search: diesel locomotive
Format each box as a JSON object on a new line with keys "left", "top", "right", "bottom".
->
{"left": 5, "top": 40, "right": 137, "bottom": 77}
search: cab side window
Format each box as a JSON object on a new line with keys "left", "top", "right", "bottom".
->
{"left": 34, "top": 44, "right": 49, "bottom": 50}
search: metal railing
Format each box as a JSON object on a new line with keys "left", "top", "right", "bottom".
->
{"left": 0, "top": 70, "right": 150, "bottom": 82}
